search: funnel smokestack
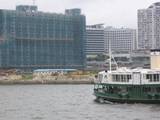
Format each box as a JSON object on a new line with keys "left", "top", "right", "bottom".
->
{"left": 150, "top": 49, "right": 160, "bottom": 69}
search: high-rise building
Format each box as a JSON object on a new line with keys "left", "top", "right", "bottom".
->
{"left": 104, "top": 27, "right": 136, "bottom": 53}
{"left": 0, "top": 5, "right": 86, "bottom": 69}
{"left": 138, "top": 2, "right": 160, "bottom": 49}
{"left": 86, "top": 24, "right": 104, "bottom": 55}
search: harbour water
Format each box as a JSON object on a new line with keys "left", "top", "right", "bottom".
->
{"left": 0, "top": 85, "right": 160, "bottom": 120}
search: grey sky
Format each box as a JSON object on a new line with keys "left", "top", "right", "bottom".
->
{"left": 0, "top": 0, "right": 159, "bottom": 28}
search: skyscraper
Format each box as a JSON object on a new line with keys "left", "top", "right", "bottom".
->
{"left": 0, "top": 5, "right": 86, "bottom": 69}
{"left": 138, "top": 2, "right": 160, "bottom": 49}
{"left": 86, "top": 24, "right": 104, "bottom": 55}
{"left": 104, "top": 27, "right": 136, "bottom": 53}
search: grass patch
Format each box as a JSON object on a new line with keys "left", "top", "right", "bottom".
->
{"left": 22, "top": 74, "right": 33, "bottom": 80}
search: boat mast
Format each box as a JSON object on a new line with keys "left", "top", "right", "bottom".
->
{"left": 109, "top": 38, "right": 111, "bottom": 72}
{"left": 108, "top": 38, "right": 118, "bottom": 71}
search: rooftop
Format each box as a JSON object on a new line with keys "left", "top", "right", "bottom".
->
{"left": 34, "top": 69, "right": 77, "bottom": 72}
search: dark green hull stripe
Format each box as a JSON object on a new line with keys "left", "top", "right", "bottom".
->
{"left": 94, "top": 93, "right": 160, "bottom": 104}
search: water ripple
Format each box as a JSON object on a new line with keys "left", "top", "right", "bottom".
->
{"left": 0, "top": 85, "right": 159, "bottom": 120}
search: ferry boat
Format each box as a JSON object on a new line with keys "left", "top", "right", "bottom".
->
{"left": 94, "top": 50, "right": 160, "bottom": 104}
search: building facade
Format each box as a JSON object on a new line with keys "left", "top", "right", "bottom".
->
{"left": 0, "top": 5, "right": 86, "bottom": 69}
{"left": 138, "top": 2, "right": 160, "bottom": 49}
{"left": 86, "top": 24, "right": 104, "bottom": 55}
{"left": 104, "top": 27, "right": 136, "bottom": 53}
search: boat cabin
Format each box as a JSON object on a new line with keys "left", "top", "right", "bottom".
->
{"left": 96, "top": 67, "right": 160, "bottom": 85}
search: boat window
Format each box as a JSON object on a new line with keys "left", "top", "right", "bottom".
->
{"left": 119, "top": 87, "right": 127, "bottom": 93}
{"left": 151, "top": 87, "right": 156, "bottom": 93}
{"left": 112, "top": 74, "right": 131, "bottom": 82}
{"left": 156, "top": 87, "right": 160, "bottom": 93}
{"left": 116, "top": 75, "right": 119, "bottom": 82}
{"left": 127, "top": 75, "right": 131, "bottom": 82}
{"left": 127, "top": 87, "right": 132, "bottom": 91}
{"left": 146, "top": 74, "right": 160, "bottom": 82}
{"left": 112, "top": 75, "right": 120, "bottom": 82}
{"left": 117, "top": 75, "right": 120, "bottom": 82}
{"left": 121, "top": 75, "right": 124, "bottom": 82}
{"left": 108, "top": 86, "right": 114, "bottom": 93}
{"left": 143, "top": 87, "right": 151, "bottom": 92}
{"left": 113, "top": 87, "right": 120, "bottom": 93}
{"left": 112, "top": 75, "right": 119, "bottom": 82}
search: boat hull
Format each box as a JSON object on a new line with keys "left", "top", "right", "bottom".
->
{"left": 94, "top": 83, "right": 160, "bottom": 104}
{"left": 94, "top": 91, "right": 160, "bottom": 104}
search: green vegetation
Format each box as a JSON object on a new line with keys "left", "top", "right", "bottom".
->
{"left": 87, "top": 54, "right": 109, "bottom": 61}
{"left": 115, "top": 57, "right": 129, "bottom": 61}
{"left": 21, "top": 74, "right": 33, "bottom": 80}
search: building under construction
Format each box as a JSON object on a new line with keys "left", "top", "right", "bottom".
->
{"left": 0, "top": 5, "right": 86, "bottom": 69}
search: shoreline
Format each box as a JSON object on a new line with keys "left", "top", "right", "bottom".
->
{"left": 0, "top": 79, "right": 94, "bottom": 85}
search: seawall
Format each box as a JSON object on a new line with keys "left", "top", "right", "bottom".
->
{"left": 0, "top": 79, "right": 94, "bottom": 85}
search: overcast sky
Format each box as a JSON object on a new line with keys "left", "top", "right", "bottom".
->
{"left": 0, "top": 0, "right": 159, "bottom": 28}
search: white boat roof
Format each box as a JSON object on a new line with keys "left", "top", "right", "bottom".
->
{"left": 100, "top": 67, "right": 160, "bottom": 74}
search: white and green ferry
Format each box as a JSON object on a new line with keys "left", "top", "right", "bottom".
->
{"left": 94, "top": 50, "right": 160, "bottom": 103}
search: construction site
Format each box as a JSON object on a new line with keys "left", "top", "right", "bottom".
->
{"left": 0, "top": 5, "right": 86, "bottom": 70}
